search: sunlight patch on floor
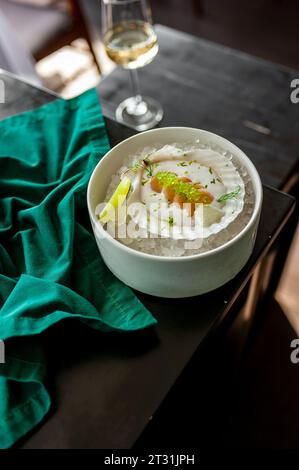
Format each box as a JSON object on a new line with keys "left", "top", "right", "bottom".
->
{"left": 35, "top": 38, "right": 114, "bottom": 98}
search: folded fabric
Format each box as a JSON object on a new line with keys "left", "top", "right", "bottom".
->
{"left": 0, "top": 88, "right": 156, "bottom": 448}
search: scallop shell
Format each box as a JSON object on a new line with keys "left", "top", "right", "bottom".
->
{"left": 128, "top": 145, "right": 245, "bottom": 241}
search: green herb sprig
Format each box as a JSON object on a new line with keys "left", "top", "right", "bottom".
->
{"left": 177, "top": 162, "right": 188, "bottom": 167}
{"left": 143, "top": 158, "right": 157, "bottom": 177}
{"left": 131, "top": 157, "right": 156, "bottom": 177}
{"left": 217, "top": 185, "right": 241, "bottom": 203}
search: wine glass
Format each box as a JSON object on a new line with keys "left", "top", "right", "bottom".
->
{"left": 101, "top": 0, "right": 163, "bottom": 131}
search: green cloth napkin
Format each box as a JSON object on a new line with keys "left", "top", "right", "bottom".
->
{"left": 0, "top": 88, "right": 156, "bottom": 448}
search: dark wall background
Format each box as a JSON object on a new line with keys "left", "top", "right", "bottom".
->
{"left": 150, "top": 0, "right": 299, "bottom": 69}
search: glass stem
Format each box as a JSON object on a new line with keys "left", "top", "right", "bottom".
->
{"left": 126, "top": 69, "right": 148, "bottom": 117}
{"left": 129, "top": 69, "right": 142, "bottom": 104}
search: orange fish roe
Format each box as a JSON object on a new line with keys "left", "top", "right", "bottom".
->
{"left": 150, "top": 175, "right": 163, "bottom": 193}
{"left": 150, "top": 171, "right": 214, "bottom": 215}
{"left": 193, "top": 190, "right": 214, "bottom": 205}
{"left": 163, "top": 186, "right": 176, "bottom": 201}
{"left": 179, "top": 176, "right": 192, "bottom": 183}
{"left": 173, "top": 192, "right": 186, "bottom": 208}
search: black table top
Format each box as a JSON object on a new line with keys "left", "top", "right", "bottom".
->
{"left": 0, "top": 34, "right": 296, "bottom": 448}
{"left": 99, "top": 25, "right": 299, "bottom": 191}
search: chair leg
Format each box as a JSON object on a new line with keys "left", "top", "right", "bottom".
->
{"left": 84, "top": 33, "right": 102, "bottom": 75}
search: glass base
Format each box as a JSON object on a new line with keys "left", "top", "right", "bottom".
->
{"left": 115, "top": 96, "right": 163, "bottom": 131}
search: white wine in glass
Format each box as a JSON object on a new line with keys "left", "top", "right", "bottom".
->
{"left": 102, "top": 0, "right": 163, "bottom": 131}
{"left": 104, "top": 20, "right": 158, "bottom": 68}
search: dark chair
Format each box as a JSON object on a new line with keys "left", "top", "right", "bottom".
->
{"left": 0, "top": 0, "right": 101, "bottom": 73}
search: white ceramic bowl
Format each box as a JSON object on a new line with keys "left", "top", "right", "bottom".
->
{"left": 87, "top": 127, "right": 262, "bottom": 298}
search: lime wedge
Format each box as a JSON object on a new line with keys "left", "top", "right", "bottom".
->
{"left": 99, "top": 176, "right": 131, "bottom": 224}
{"left": 203, "top": 205, "right": 224, "bottom": 227}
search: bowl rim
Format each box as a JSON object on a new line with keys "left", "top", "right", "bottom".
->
{"left": 87, "top": 127, "right": 263, "bottom": 262}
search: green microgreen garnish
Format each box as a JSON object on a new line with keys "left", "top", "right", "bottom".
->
{"left": 143, "top": 158, "right": 157, "bottom": 177}
{"left": 177, "top": 162, "right": 188, "bottom": 167}
{"left": 168, "top": 216, "right": 174, "bottom": 227}
{"left": 155, "top": 171, "right": 205, "bottom": 203}
{"left": 217, "top": 185, "right": 241, "bottom": 203}
{"left": 131, "top": 157, "right": 156, "bottom": 177}
{"left": 131, "top": 160, "right": 144, "bottom": 172}
{"left": 210, "top": 178, "right": 216, "bottom": 184}
{"left": 209, "top": 167, "right": 213, "bottom": 174}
